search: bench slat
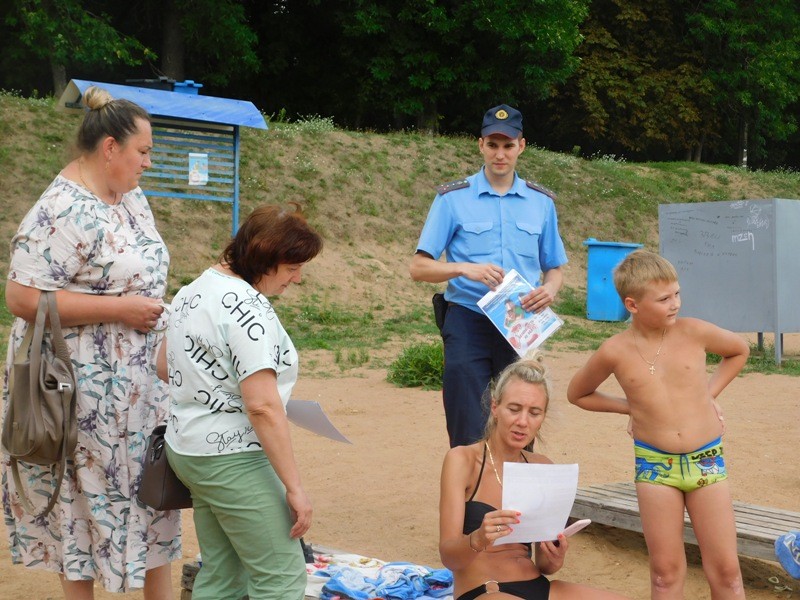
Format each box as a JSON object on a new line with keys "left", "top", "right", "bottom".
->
{"left": 572, "top": 482, "right": 800, "bottom": 562}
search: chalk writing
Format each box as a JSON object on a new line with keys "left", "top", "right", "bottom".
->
{"left": 731, "top": 231, "right": 755, "bottom": 251}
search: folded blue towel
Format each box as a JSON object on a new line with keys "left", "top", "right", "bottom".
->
{"left": 775, "top": 531, "right": 800, "bottom": 580}
{"left": 318, "top": 562, "right": 454, "bottom": 599}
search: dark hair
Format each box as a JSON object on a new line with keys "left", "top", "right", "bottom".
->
{"left": 222, "top": 203, "right": 323, "bottom": 285}
{"left": 76, "top": 86, "right": 151, "bottom": 153}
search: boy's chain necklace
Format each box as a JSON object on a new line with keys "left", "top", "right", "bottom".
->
{"left": 631, "top": 327, "right": 666, "bottom": 375}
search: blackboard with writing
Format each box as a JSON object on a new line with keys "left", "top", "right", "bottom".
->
{"left": 659, "top": 199, "right": 800, "bottom": 339}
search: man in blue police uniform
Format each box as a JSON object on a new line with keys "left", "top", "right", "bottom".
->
{"left": 409, "top": 104, "right": 568, "bottom": 448}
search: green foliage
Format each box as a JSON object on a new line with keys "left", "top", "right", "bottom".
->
{"left": 557, "top": 319, "right": 626, "bottom": 352}
{"left": 4, "top": 0, "right": 800, "bottom": 169}
{"left": 553, "top": 286, "right": 585, "bottom": 318}
{"left": 387, "top": 340, "right": 444, "bottom": 389}
{"left": 293, "top": 115, "right": 337, "bottom": 135}
{"left": 686, "top": 0, "right": 800, "bottom": 163}
{"left": 549, "top": 0, "right": 716, "bottom": 158}
{"left": 8, "top": 0, "right": 155, "bottom": 68}
{"left": 708, "top": 344, "right": 800, "bottom": 375}
{"left": 278, "top": 295, "right": 436, "bottom": 356}
{"left": 279, "top": 299, "right": 372, "bottom": 351}
{"left": 336, "top": 0, "right": 588, "bottom": 129}
{"left": 547, "top": 0, "right": 800, "bottom": 164}
{"left": 269, "top": 116, "right": 337, "bottom": 140}
{"left": 382, "top": 306, "right": 439, "bottom": 338}
{"left": 334, "top": 347, "right": 370, "bottom": 369}
{"left": 174, "top": 0, "right": 260, "bottom": 86}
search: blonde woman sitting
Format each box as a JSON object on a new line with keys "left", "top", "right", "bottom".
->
{"left": 438, "top": 355, "right": 628, "bottom": 600}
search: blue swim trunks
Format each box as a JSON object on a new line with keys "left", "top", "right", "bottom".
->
{"left": 634, "top": 437, "right": 727, "bottom": 492}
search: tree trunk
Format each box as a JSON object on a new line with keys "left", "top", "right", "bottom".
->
{"left": 50, "top": 59, "right": 67, "bottom": 98}
{"left": 692, "top": 133, "right": 705, "bottom": 162}
{"left": 161, "top": 0, "right": 185, "bottom": 81}
{"left": 738, "top": 117, "right": 748, "bottom": 168}
{"left": 416, "top": 99, "right": 439, "bottom": 134}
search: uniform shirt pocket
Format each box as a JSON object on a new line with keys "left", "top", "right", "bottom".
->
{"left": 457, "top": 221, "right": 495, "bottom": 256}
{"left": 512, "top": 221, "right": 542, "bottom": 258}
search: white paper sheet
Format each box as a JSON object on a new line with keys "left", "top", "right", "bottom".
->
{"left": 495, "top": 462, "right": 579, "bottom": 544}
{"left": 286, "top": 399, "right": 352, "bottom": 444}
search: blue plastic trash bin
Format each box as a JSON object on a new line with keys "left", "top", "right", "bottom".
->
{"left": 583, "top": 238, "right": 643, "bottom": 321}
{"left": 173, "top": 80, "right": 204, "bottom": 95}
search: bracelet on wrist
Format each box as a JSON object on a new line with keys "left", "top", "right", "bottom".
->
{"left": 468, "top": 531, "right": 483, "bottom": 553}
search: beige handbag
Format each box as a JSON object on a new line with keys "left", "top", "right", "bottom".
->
{"left": 2, "top": 291, "right": 78, "bottom": 517}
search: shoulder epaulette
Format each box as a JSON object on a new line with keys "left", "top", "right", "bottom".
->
{"left": 436, "top": 179, "right": 470, "bottom": 195}
{"left": 526, "top": 180, "right": 557, "bottom": 200}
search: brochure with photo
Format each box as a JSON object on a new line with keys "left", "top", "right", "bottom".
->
{"left": 188, "top": 152, "right": 209, "bottom": 186}
{"left": 477, "top": 269, "right": 563, "bottom": 357}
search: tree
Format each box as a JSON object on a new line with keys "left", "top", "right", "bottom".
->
{"left": 542, "top": 0, "right": 718, "bottom": 161}
{"left": 686, "top": 0, "right": 800, "bottom": 167}
{"left": 336, "top": 0, "right": 589, "bottom": 132}
{"left": 155, "top": 0, "right": 260, "bottom": 87}
{"left": 5, "top": 0, "right": 155, "bottom": 96}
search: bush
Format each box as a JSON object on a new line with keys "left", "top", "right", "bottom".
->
{"left": 387, "top": 340, "right": 444, "bottom": 389}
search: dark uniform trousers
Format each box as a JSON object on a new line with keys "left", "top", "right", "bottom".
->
{"left": 441, "top": 303, "right": 519, "bottom": 448}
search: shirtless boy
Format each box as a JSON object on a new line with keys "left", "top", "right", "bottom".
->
{"left": 567, "top": 249, "right": 749, "bottom": 599}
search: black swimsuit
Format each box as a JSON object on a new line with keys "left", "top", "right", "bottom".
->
{"left": 463, "top": 444, "right": 531, "bottom": 546}
{"left": 458, "top": 444, "right": 550, "bottom": 600}
{"left": 456, "top": 578, "right": 551, "bottom": 600}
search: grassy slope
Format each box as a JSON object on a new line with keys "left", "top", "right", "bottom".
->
{"left": 2, "top": 92, "right": 800, "bottom": 372}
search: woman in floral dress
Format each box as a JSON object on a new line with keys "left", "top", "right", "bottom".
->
{"left": 2, "top": 86, "right": 180, "bottom": 598}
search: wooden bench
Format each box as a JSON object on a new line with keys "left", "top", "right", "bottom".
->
{"left": 570, "top": 482, "right": 800, "bottom": 562}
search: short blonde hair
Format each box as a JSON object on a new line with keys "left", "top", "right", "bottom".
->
{"left": 613, "top": 249, "right": 678, "bottom": 301}
{"left": 482, "top": 352, "right": 551, "bottom": 450}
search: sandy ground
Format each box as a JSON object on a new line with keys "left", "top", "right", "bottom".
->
{"left": 0, "top": 349, "right": 798, "bottom": 599}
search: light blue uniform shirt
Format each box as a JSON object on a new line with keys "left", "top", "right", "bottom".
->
{"left": 416, "top": 168, "right": 568, "bottom": 313}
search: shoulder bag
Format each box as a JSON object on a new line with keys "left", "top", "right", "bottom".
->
{"left": 1, "top": 291, "right": 78, "bottom": 518}
{"left": 138, "top": 424, "right": 192, "bottom": 510}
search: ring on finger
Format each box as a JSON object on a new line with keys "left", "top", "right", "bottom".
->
{"left": 496, "top": 525, "right": 502, "bottom": 533}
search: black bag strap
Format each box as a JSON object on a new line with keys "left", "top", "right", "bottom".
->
{"left": 10, "top": 291, "right": 75, "bottom": 518}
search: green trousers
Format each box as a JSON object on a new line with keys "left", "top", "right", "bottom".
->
{"left": 166, "top": 446, "right": 306, "bottom": 600}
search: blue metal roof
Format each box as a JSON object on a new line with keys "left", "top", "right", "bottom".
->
{"left": 57, "top": 79, "right": 267, "bottom": 130}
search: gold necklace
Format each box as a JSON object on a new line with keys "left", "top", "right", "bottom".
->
{"left": 631, "top": 328, "right": 666, "bottom": 375}
{"left": 486, "top": 442, "right": 503, "bottom": 487}
{"left": 79, "top": 160, "right": 119, "bottom": 205}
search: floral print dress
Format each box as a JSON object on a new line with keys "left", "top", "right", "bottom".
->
{"left": 1, "top": 175, "right": 181, "bottom": 592}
